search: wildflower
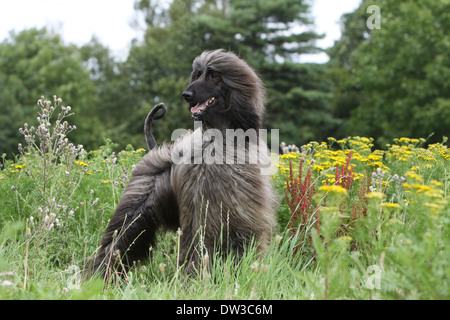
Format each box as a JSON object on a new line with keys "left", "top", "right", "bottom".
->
{"left": 318, "top": 185, "right": 348, "bottom": 195}
{"left": 338, "top": 236, "right": 353, "bottom": 241}
{"left": 430, "top": 180, "right": 443, "bottom": 187}
{"left": 1, "top": 280, "right": 13, "bottom": 287}
{"left": 275, "top": 234, "right": 282, "bottom": 244}
{"left": 381, "top": 202, "right": 402, "bottom": 209}
{"left": 412, "top": 184, "right": 432, "bottom": 193}
{"left": 424, "top": 202, "right": 441, "bottom": 210}
{"left": 405, "top": 171, "right": 423, "bottom": 183}
{"left": 312, "top": 164, "right": 325, "bottom": 173}
{"left": 327, "top": 137, "right": 337, "bottom": 143}
{"left": 280, "top": 153, "right": 299, "bottom": 160}
{"left": 365, "top": 192, "right": 385, "bottom": 200}
{"left": 251, "top": 261, "right": 259, "bottom": 272}
{"left": 367, "top": 154, "right": 381, "bottom": 161}
{"left": 11, "top": 186, "right": 18, "bottom": 190}
{"left": 159, "top": 263, "right": 166, "bottom": 273}
{"left": 75, "top": 161, "right": 88, "bottom": 167}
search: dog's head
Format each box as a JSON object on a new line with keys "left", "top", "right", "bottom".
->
{"left": 182, "top": 49, "right": 265, "bottom": 131}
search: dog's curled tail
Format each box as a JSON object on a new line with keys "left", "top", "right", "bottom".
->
{"left": 145, "top": 103, "right": 167, "bottom": 150}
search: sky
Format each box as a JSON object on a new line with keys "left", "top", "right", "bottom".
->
{"left": 0, "top": 0, "right": 361, "bottom": 63}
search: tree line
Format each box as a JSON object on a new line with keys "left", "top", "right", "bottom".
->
{"left": 1, "top": 0, "right": 448, "bottom": 159}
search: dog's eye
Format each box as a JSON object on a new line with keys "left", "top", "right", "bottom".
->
{"left": 208, "top": 70, "right": 220, "bottom": 81}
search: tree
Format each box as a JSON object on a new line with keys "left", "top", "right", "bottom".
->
{"left": 79, "top": 37, "right": 143, "bottom": 147}
{"left": 328, "top": 0, "right": 450, "bottom": 145}
{"left": 0, "top": 28, "right": 103, "bottom": 157}
{"left": 128, "top": 0, "right": 334, "bottom": 146}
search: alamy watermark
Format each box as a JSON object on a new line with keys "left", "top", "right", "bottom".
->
{"left": 365, "top": 264, "right": 383, "bottom": 290}
{"left": 170, "top": 121, "right": 279, "bottom": 175}
{"left": 366, "top": 5, "right": 381, "bottom": 30}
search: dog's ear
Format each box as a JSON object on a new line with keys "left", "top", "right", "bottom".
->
{"left": 227, "top": 89, "right": 262, "bottom": 131}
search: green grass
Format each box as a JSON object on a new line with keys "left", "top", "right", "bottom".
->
{"left": 0, "top": 98, "right": 449, "bottom": 299}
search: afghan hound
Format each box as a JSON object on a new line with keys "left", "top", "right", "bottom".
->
{"left": 85, "top": 49, "right": 277, "bottom": 279}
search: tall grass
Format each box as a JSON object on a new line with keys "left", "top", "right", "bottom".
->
{"left": 0, "top": 97, "right": 449, "bottom": 299}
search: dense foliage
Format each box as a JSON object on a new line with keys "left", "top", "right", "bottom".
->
{"left": 328, "top": 0, "right": 450, "bottom": 146}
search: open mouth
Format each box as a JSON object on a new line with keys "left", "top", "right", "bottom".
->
{"left": 190, "top": 97, "right": 216, "bottom": 116}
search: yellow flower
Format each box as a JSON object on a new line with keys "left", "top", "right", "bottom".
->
{"left": 75, "top": 161, "right": 88, "bottom": 167}
{"left": 365, "top": 192, "right": 385, "bottom": 199}
{"left": 405, "top": 171, "right": 423, "bottom": 183}
{"left": 412, "top": 184, "right": 432, "bottom": 193}
{"left": 381, "top": 202, "right": 402, "bottom": 209}
{"left": 14, "top": 164, "right": 25, "bottom": 169}
{"left": 424, "top": 202, "right": 441, "bottom": 210}
{"left": 430, "top": 180, "right": 443, "bottom": 187}
{"left": 312, "top": 164, "right": 325, "bottom": 173}
{"left": 101, "top": 180, "right": 110, "bottom": 184}
{"left": 370, "top": 161, "right": 384, "bottom": 168}
{"left": 367, "top": 154, "right": 381, "bottom": 161}
{"left": 281, "top": 152, "right": 299, "bottom": 160}
{"left": 327, "top": 137, "right": 337, "bottom": 143}
{"left": 318, "top": 185, "right": 348, "bottom": 195}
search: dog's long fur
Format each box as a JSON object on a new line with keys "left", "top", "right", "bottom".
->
{"left": 85, "top": 49, "right": 277, "bottom": 278}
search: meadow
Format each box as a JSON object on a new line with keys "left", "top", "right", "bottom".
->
{"left": 0, "top": 97, "right": 449, "bottom": 299}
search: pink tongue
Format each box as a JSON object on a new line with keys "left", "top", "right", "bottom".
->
{"left": 191, "top": 101, "right": 207, "bottom": 113}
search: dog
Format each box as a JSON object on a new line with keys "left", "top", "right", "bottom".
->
{"left": 85, "top": 49, "right": 277, "bottom": 279}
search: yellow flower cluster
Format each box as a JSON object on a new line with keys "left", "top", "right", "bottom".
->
{"left": 318, "top": 185, "right": 348, "bottom": 195}
{"left": 386, "top": 140, "right": 450, "bottom": 164}
{"left": 401, "top": 171, "right": 447, "bottom": 216}
{"left": 74, "top": 160, "right": 88, "bottom": 167}
{"left": 276, "top": 136, "right": 448, "bottom": 211}
{"left": 278, "top": 136, "right": 449, "bottom": 179}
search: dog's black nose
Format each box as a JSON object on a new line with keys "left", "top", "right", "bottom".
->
{"left": 182, "top": 90, "right": 193, "bottom": 101}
